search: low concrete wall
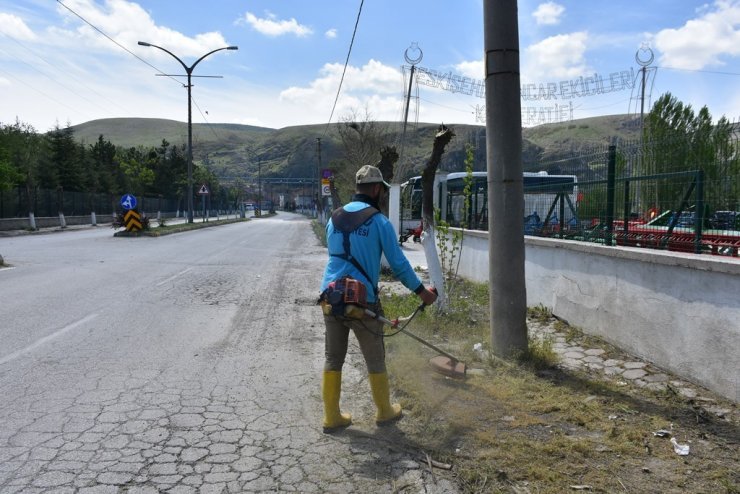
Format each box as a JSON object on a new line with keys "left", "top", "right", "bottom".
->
{"left": 445, "top": 228, "right": 740, "bottom": 402}
{"left": 0, "top": 215, "right": 114, "bottom": 231}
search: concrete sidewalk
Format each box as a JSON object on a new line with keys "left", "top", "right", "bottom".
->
{"left": 399, "top": 240, "right": 428, "bottom": 270}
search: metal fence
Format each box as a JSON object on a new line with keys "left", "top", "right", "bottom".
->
{"left": 523, "top": 136, "right": 740, "bottom": 257}
{"left": 0, "top": 187, "right": 181, "bottom": 219}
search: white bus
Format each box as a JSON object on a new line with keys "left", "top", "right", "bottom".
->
{"left": 399, "top": 171, "right": 578, "bottom": 237}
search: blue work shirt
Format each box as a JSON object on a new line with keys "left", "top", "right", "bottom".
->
{"left": 320, "top": 201, "right": 423, "bottom": 303}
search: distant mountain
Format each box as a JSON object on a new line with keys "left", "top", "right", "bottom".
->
{"left": 72, "top": 114, "right": 640, "bottom": 183}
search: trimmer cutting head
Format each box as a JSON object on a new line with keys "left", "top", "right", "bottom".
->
{"left": 429, "top": 356, "right": 467, "bottom": 379}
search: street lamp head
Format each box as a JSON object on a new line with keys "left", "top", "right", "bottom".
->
{"left": 137, "top": 41, "right": 151, "bottom": 47}
{"left": 227, "top": 46, "right": 239, "bottom": 50}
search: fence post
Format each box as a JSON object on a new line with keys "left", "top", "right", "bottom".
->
{"left": 605, "top": 143, "right": 616, "bottom": 246}
{"left": 558, "top": 192, "right": 565, "bottom": 238}
{"left": 623, "top": 179, "right": 631, "bottom": 239}
{"left": 694, "top": 169, "right": 705, "bottom": 254}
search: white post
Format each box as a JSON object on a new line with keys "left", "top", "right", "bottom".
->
{"left": 29, "top": 212, "right": 37, "bottom": 230}
{"left": 59, "top": 212, "right": 67, "bottom": 228}
{"left": 91, "top": 212, "right": 97, "bottom": 226}
{"left": 388, "top": 184, "right": 401, "bottom": 242}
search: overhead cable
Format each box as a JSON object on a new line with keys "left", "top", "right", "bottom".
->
{"left": 323, "top": 0, "right": 364, "bottom": 136}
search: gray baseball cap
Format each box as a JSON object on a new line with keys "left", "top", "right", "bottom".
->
{"left": 355, "top": 165, "right": 390, "bottom": 188}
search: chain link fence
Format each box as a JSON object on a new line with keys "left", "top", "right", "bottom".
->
{"left": 522, "top": 135, "right": 740, "bottom": 256}
{"left": 0, "top": 187, "right": 181, "bottom": 219}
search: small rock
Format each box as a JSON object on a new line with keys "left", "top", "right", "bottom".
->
{"left": 622, "top": 369, "right": 648, "bottom": 380}
{"left": 623, "top": 361, "right": 647, "bottom": 369}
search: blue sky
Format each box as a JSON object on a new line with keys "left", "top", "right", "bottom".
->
{"left": 1, "top": 0, "right": 740, "bottom": 133}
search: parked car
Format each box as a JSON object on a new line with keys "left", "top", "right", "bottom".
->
{"left": 709, "top": 211, "right": 740, "bottom": 231}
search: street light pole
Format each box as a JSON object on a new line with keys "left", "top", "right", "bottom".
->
{"left": 138, "top": 41, "right": 238, "bottom": 223}
{"left": 258, "top": 158, "right": 262, "bottom": 217}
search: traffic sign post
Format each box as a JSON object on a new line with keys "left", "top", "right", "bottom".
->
{"left": 123, "top": 210, "right": 142, "bottom": 232}
{"left": 120, "top": 194, "right": 137, "bottom": 211}
{"left": 198, "top": 184, "right": 209, "bottom": 222}
{"left": 321, "top": 170, "right": 332, "bottom": 198}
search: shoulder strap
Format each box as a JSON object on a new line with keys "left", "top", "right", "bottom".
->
{"left": 331, "top": 206, "right": 379, "bottom": 232}
{"left": 330, "top": 207, "right": 380, "bottom": 295}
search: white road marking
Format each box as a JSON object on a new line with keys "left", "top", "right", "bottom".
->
{"left": 0, "top": 313, "right": 99, "bottom": 365}
{"left": 156, "top": 268, "right": 193, "bottom": 287}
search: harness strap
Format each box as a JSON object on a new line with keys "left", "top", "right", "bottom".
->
{"left": 330, "top": 207, "right": 380, "bottom": 296}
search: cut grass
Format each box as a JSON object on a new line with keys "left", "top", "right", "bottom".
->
{"left": 381, "top": 277, "right": 739, "bottom": 494}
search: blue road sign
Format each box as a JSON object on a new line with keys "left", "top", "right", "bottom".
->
{"left": 120, "top": 194, "right": 137, "bottom": 210}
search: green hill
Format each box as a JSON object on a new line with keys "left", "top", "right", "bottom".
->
{"left": 72, "top": 115, "right": 640, "bottom": 183}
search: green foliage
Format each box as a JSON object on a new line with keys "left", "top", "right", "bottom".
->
{"left": 48, "top": 124, "right": 84, "bottom": 191}
{"left": 434, "top": 208, "right": 461, "bottom": 276}
{"left": 0, "top": 159, "right": 22, "bottom": 190}
{"left": 311, "top": 220, "right": 327, "bottom": 247}
{"left": 643, "top": 92, "right": 739, "bottom": 212}
{"left": 433, "top": 144, "right": 475, "bottom": 298}
{"left": 0, "top": 119, "right": 243, "bottom": 213}
{"left": 118, "top": 148, "right": 155, "bottom": 196}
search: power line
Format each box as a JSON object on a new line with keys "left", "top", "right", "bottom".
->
{"left": 55, "top": 0, "right": 171, "bottom": 82}
{"left": 1, "top": 38, "right": 131, "bottom": 117}
{"left": 656, "top": 65, "right": 740, "bottom": 77}
{"left": 323, "top": 0, "right": 364, "bottom": 136}
{"left": 0, "top": 68, "right": 92, "bottom": 123}
{"left": 55, "top": 0, "right": 222, "bottom": 139}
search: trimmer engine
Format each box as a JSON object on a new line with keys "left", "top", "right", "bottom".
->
{"left": 320, "top": 277, "right": 368, "bottom": 318}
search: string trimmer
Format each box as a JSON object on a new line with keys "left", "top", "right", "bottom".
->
{"left": 364, "top": 299, "right": 467, "bottom": 379}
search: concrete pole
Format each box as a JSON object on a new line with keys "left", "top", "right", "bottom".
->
{"left": 484, "top": 0, "right": 528, "bottom": 357}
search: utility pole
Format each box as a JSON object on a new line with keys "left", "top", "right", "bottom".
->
{"left": 484, "top": 0, "right": 528, "bottom": 357}
{"left": 398, "top": 43, "right": 423, "bottom": 182}
{"left": 258, "top": 158, "right": 262, "bottom": 217}
{"left": 316, "top": 137, "right": 322, "bottom": 218}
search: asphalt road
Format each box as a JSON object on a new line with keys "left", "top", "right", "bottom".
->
{"left": 0, "top": 213, "right": 454, "bottom": 493}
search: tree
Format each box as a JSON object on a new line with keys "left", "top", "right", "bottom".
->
{"left": 420, "top": 125, "right": 456, "bottom": 308}
{"left": 0, "top": 121, "right": 36, "bottom": 192}
{"left": 643, "top": 92, "right": 739, "bottom": 214}
{"left": 337, "top": 107, "right": 390, "bottom": 171}
{"left": 330, "top": 108, "right": 394, "bottom": 209}
{"left": 49, "top": 123, "right": 84, "bottom": 191}
{"left": 0, "top": 158, "right": 22, "bottom": 191}
{"left": 90, "top": 135, "right": 119, "bottom": 195}
{"left": 117, "top": 147, "right": 155, "bottom": 197}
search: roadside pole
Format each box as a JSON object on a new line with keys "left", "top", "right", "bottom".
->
{"left": 484, "top": 0, "right": 528, "bottom": 357}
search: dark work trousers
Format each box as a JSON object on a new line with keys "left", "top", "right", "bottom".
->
{"left": 323, "top": 304, "right": 386, "bottom": 374}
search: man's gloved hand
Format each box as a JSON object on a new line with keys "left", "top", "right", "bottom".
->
{"left": 419, "top": 286, "right": 438, "bottom": 306}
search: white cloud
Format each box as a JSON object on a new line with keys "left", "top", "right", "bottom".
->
{"left": 455, "top": 60, "right": 484, "bottom": 80}
{"left": 325, "top": 28, "right": 338, "bottom": 39}
{"left": 278, "top": 59, "right": 403, "bottom": 121}
{"left": 532, "top": 2, "right": 565, "bottom": 26}
{"left": 281, "top": 59, "right": 400, "bottom": 102}
{"left": 241, "top": 11, "right": 313, "bottom": 37}
{"left": 524, "top": 32, "right": 589, "bottom": 81}
{"left": 0, "top": 13, "right": 37, "bottom": 40}
{"left": 49, "top": 0, "right": 231, "bottom": 58}
{"left": 653, "top": 0, "right": 740, "bottom": 69}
